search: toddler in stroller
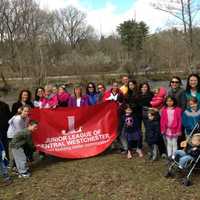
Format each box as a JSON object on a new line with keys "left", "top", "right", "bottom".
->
{"left": 165, "top": 122, "right": 200, "bottom": 186}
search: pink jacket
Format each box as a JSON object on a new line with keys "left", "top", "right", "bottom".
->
{"left": 150, "top": 87, "right": 166, "bottom": 109}
{"left": 40, "top": 94, "right": 58, "bottom": 108}
{"left": 160, "top": 107, "right": 182, "bottom": 137}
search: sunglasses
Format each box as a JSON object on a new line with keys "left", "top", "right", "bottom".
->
{"left": 98, "top": 87, "right": 103, "bottom": 89}
{"left": 171, "top": 81, "right": 179, "bottom": 84}
{"left": 88, "top": 86, "right": 94, "bottom": 89}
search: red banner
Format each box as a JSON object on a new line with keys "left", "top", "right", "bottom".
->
{"left": 30, "top": 102, "right": 118, "bottom": 159}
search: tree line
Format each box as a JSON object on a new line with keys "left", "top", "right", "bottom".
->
{"left": 0, "top": 0, "right": 200, "bottom": 86}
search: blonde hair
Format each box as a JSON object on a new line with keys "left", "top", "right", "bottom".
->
{"left": 44, "top": 85, "right": 53, "bottom": 92}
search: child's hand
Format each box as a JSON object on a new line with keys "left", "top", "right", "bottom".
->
{"left": 2, "top": 150, "right": 6, "bottom": 160}
{"left": 180, "top": 141, "right": 187, "bottom": 148}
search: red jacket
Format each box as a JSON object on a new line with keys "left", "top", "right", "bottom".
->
{"left": 150, "top": 87, "right": 166, "bottom": 109}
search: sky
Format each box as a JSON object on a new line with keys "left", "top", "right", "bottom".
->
{"left": 38, "top": 0, "right": 174, "bottom": 35}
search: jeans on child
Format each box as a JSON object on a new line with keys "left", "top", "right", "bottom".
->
{"left": 175, "top": 150, "right": 193, "bottom": 169}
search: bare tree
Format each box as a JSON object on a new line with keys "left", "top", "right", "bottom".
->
{"left": 152, "top": 0, "right": 200, "bottom": 70}
{"left": 55, "top": 6, "right": 94, "bottom": 48}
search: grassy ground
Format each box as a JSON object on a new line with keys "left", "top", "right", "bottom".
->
{"left": 1, "top": 150, "right": 200, "bottom": 200}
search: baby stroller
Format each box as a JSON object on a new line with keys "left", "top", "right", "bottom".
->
{"left": 165, "top": 122, "right": 200, "bottom": 186}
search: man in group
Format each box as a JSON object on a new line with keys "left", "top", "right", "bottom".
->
{"left": 120, "top": 75, "right": 129, "bottom": 95}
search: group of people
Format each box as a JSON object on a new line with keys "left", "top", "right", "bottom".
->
{"left": 1, "top": 74, "right": 200, "bottom": 185}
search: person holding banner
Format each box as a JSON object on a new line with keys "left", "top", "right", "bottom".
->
{"left": 97, "top": 83, "right": 106, "bottom": 103}
{"left": 68, "top": 85, "right": 89, "bottom": 107}
{"left": 10, "top": 120, "right": 38, "bottom": 178}
{"left": 34, "top": 87, "right": 45, "bottom": 108}
{"left": 57, "top": 85, "right": 71, "bottom": 107}
{"left": 40, "top": 85, "right": 58, "bottom": 108}
{"left": 86, "top": 82, "right": 98, "bottom": 105}
{"left": 104, "top": 82, "right": 123, "bottom": 102}
{"left": 7, "top": 105, "right": 30, "bottom": 169}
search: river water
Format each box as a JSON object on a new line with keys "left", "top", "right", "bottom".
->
{"left": 0, "top": 80, "right": 187, "bottom": 108}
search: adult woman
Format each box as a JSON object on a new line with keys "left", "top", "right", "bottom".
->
{"left": 68, "top": 85, "right": 88, "bottom": 107}
{"left": 11, "top": 90, "right": 34, "bottom": 116}
{"left": 104, "top": 82, "right": 123, "bottom": 102}
{"left": 137, "top": 82, "right": 154, "bottom": 144}
{"left": 125, "top": 80, "right": 139, "bottom": 114}
{"left": 168, "top": 76, "right": 186, "bottom": 109}
{"left": 97, "top": 83, "right": 106, "bottom": 103}
{"left": 185, "top": 74, "right": 200, "bottom": 107}
{"left": 86, "top": 82, "right": 98, "bottom": 105}
{"left": 57, "top": 85, "right": 71, "bottom": 107}
{"left": 33, "top": 87, "right": 45, "bottom": 108}
{"left": 40, "top": 85, "right": 58, "bottom": 108}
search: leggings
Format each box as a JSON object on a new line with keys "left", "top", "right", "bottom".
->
{"left": 166, "top": 137, "right": 178, "bottom": 158}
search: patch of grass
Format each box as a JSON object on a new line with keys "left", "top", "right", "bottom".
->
{"left": 1, "top": 152, "right": 200, "bottom": 200}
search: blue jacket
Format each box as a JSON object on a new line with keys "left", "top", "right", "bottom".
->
{"left": 182, "top": 108, "right": 200, "bottom": 135}
{"left": 87, "top": 93, "right": 98, "bottom": 105}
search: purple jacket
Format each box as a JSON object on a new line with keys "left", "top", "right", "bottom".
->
{"left": 68, "top": 96, "right": 89, "bottom": 107}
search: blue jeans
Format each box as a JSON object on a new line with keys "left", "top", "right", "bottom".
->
{"left": 0, "top": 158, "right": 9, "bottom": 180}
{"left": 175, "top": 150, "right": 193, "bottom": 169}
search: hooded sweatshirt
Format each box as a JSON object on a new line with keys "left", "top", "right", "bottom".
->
{"left": 7, "top": 115, "right": 28, "bottom": 139}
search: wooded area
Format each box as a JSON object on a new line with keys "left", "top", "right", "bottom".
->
{"left": 0, "top": 0, "right": 200, "bottom": 86}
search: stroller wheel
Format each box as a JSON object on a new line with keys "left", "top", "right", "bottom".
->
{"left": 182, "top": 178, "right": 191, "bottom": 186}
{"left": 164, "top": 171, "right": 173, "bottom": 178}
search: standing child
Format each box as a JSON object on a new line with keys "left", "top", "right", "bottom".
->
{"left": 182, "top": 97, "right": 200, "bottom": 137}
{"left": 10, "top": 120, "right": 38, "bottom": 178}
{"left": 0, "top": 139, "right": 12, "bottom": 186}
{"left": 146, "top": 109, "right": 163, "bottom": 160}
{"left": 120, "top": 106, "right": 143, "bottom": 159}
{"left": 161, "top": 96, "right": 182, "bottom": 160}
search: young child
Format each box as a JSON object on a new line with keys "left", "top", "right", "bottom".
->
{"left": 120, "top": 106, "right": 143, "bottom": 159}
{"left": 161, "top": 96, "right": 182, "bottom": 160}
{"left": 0, "top": 139, "right": 12, "bottom": 186}
{"left": 150, "top": 87, "right": 167, "bottom": 110}
{"left": 10, "top": 120, "right": 38, "bottom": 178}
{"left": 174, "top": 133, "right": 200, "bottom": 169}
{"left": 146, "top": 109, "right": 162, "bottom": 160}
{"left": 182, "top": 97, "right": 200, "bottom": 137}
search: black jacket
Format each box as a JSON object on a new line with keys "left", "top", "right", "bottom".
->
{"left": 186, "top": 144, "right": 200, "bottom": 159}
{"left": 145, "top": 117, "right": 161, "bottom": 145}
{"left": 0, "top": 101, "right": 10, "bottom": 142}
{"left": 11, "top": 101, "right": 34, "bottom": 116}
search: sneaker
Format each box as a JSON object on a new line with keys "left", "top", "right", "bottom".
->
{"left": 18, "top": 172, "right": 31, "bottom": 178}
{"left": 178, "top": 165, "right": 183, "bottom": 169}
{"left": 3, "top": 177, "right": 12, "bottom": 186}
{"left": 161, "top": 153, "right": 167, "bottom": 159}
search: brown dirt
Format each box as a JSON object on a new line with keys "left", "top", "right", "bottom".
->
{"left": 0, "top": 151, "right": 200, "bottom": 200}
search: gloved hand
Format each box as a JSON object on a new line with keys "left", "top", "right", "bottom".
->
{"left": 2, "top": 150, "right": 6, "bottom": 160}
